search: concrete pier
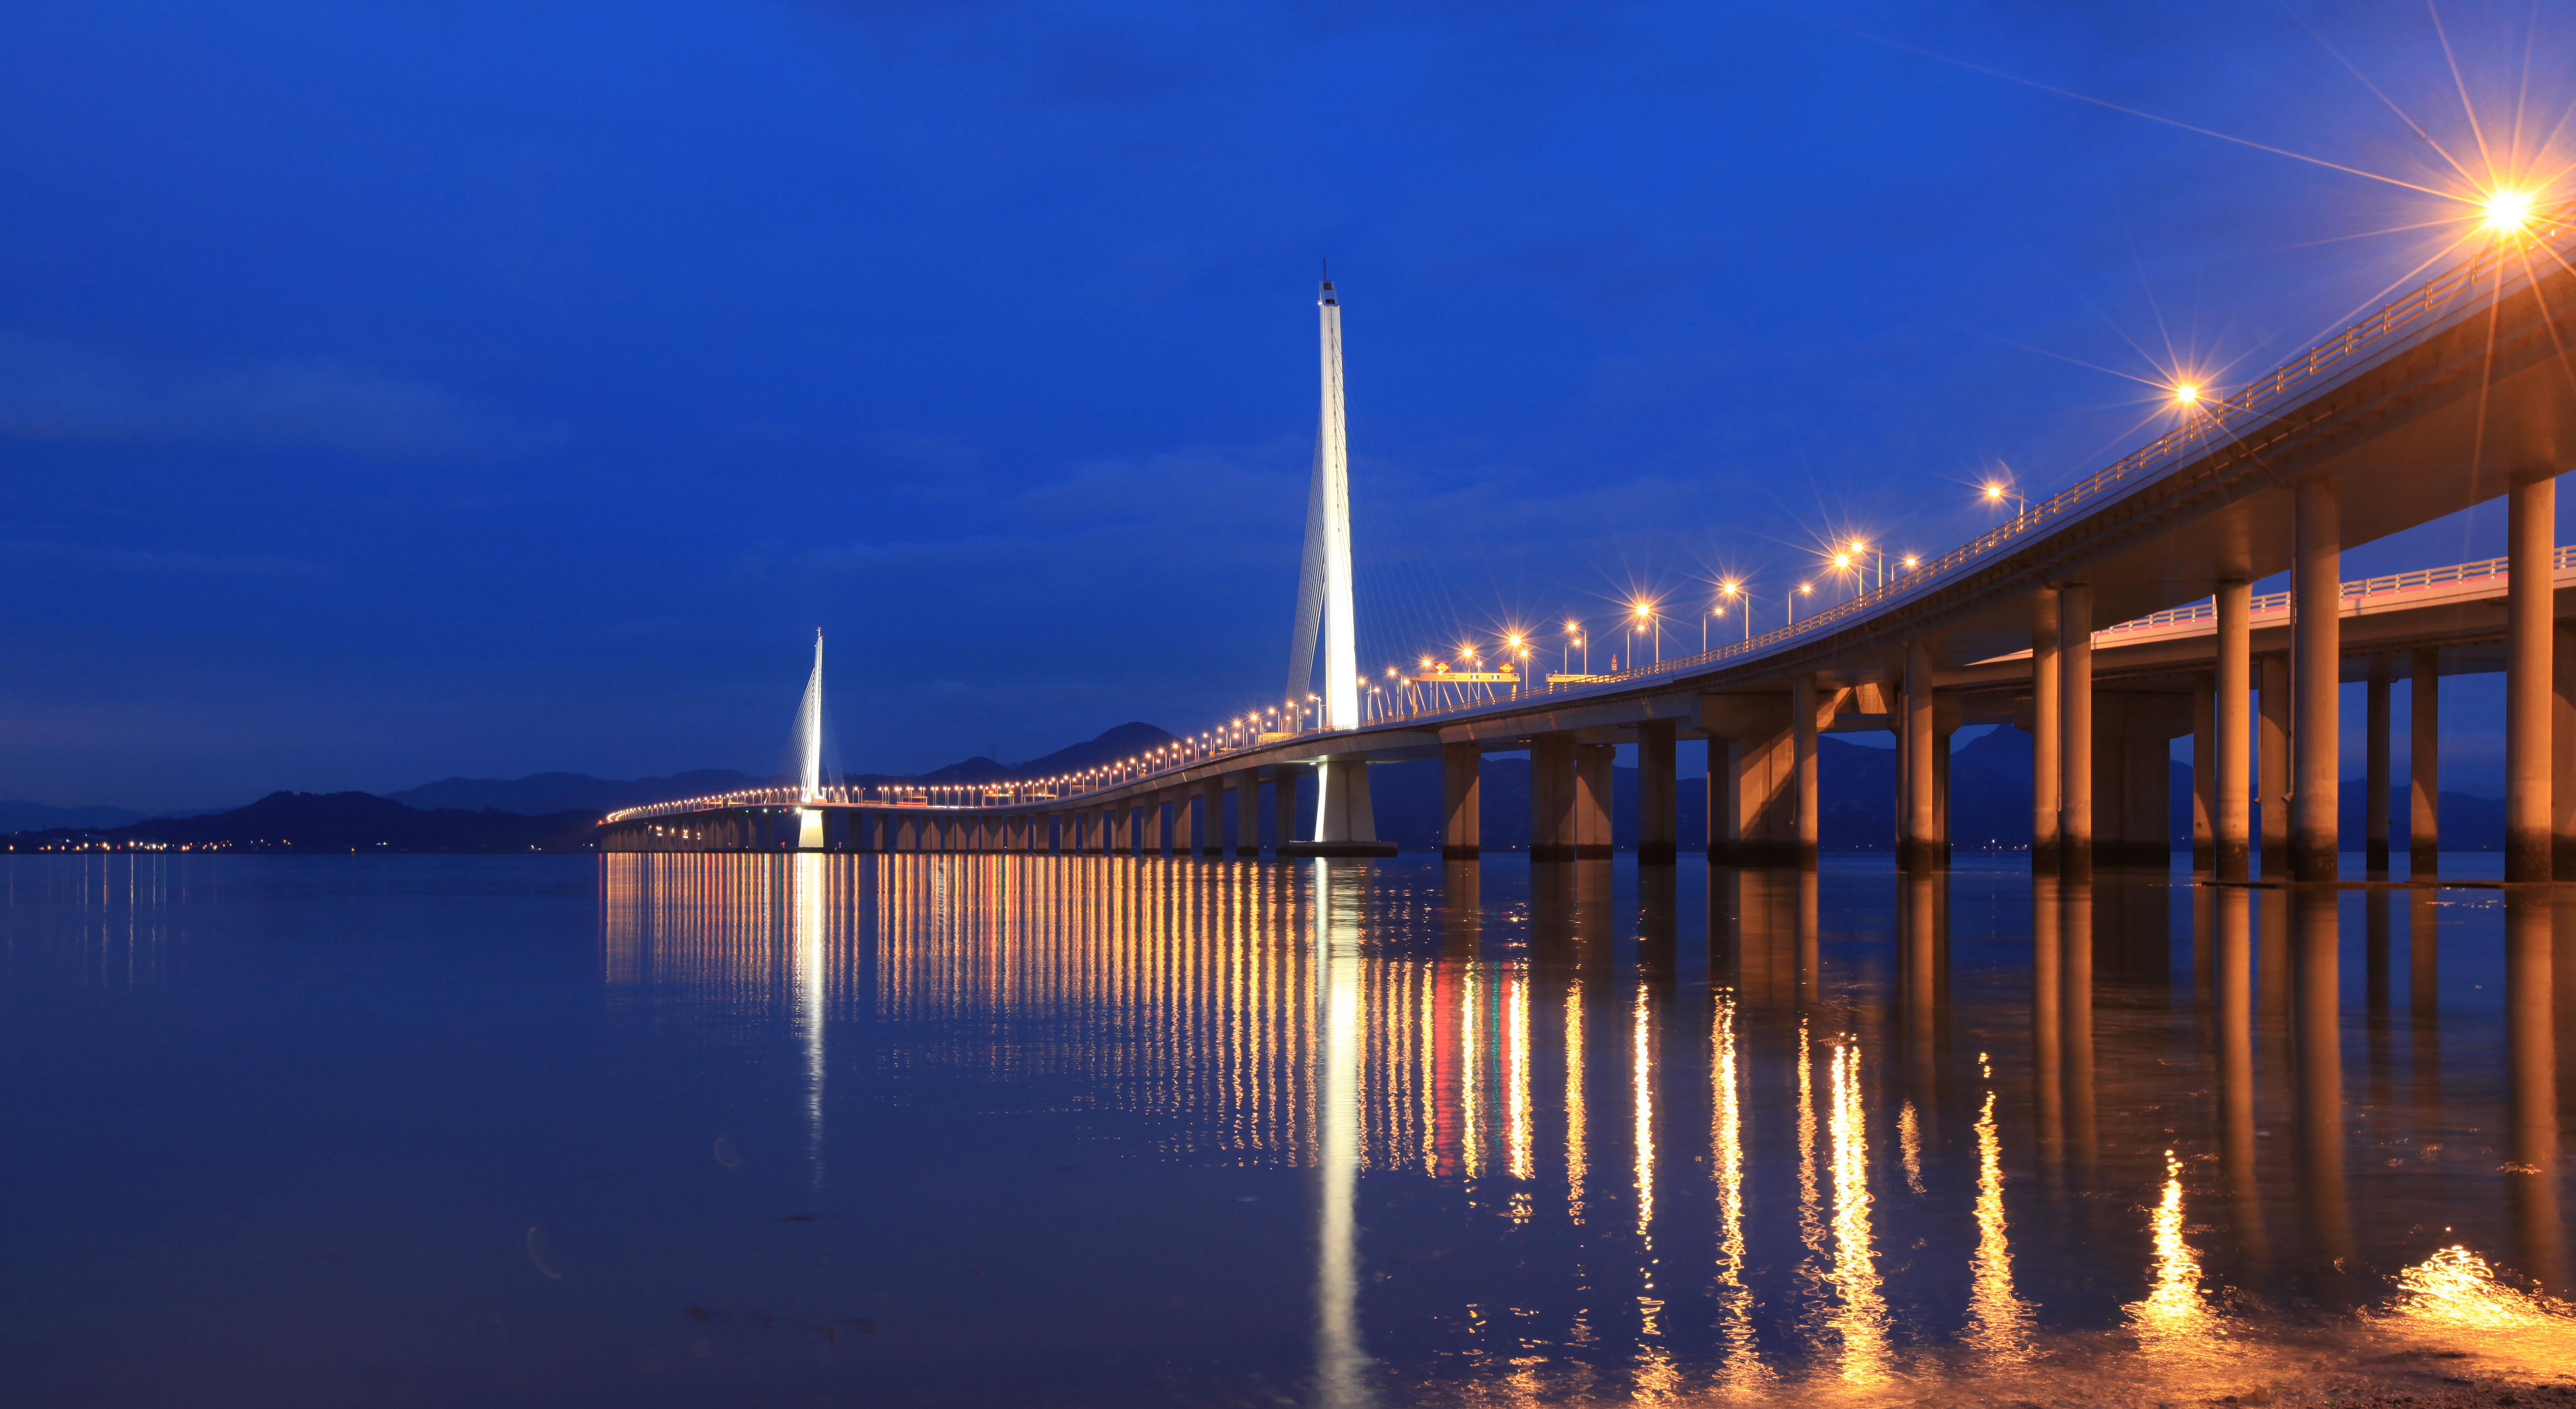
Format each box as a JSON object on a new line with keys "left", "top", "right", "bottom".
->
{"left": 1637, "top": 720, "right": 1677, "bottom": 865}
{"left": 2291, "top": 476, "right": 2341, "bottom": 882}
{"left": 2366, "top": 657, "right": 2391, "bottom": 876}
{"left": 1531, "top": 733, "right": 1576, "bottom": 863}
{"left": 2215, "top": 580, "right": 2251, "bottom": 881}
{"left": 1901, "top": 638, "right": 1939, "bottom": 871}
{"left": 1199, "top": 777, "right": 1226, "bottom": 856}
{"left": 1441, "top": 743, "right": 1480, "bottom": 860}
{"left": 1573, "top": 743, "right": 1613, "bottom": 860}
{"left": 1292, "top": 759, "right": 1395, "bottom": 857}
{"left": 2260, "top": 654, "right": 2291, "bottom": 875}
{"left": 1793, "top": 675, "right": 1819, "bottom": 870}
{"left": 2031, "top": 589, "right": 2061, "bottom": 874}
{"left": 2508, "top": 471, "right": 2555, "bottom": 881}
{"left": 1273, "top": 767, "right": 1299, "bottom": 856}
{"left": 2190, "top": 674, "right": 2215, "bottom": 872}
{"left": 2058, "top": 582, "right": 2093, "bottom": 882}
{"left": 1235, "top": 771, "right": 1262, "bottom": 857}
{"left": 2411, "top": 647, "right": 2440, "bottom": 875}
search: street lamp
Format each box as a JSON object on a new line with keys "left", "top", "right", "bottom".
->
{"left": 1721, "top": 580, "right": 1748, "bottom": 643}
{"left": 1631, "top": 601, "right": 1659, "bottom": 668}
{"left": 1790, "top": 582, "right": 1812, "bottom": 623}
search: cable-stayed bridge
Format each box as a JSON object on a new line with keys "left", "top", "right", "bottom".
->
{"left": 605, "top": 216, "right": 2576, "bottom": 883}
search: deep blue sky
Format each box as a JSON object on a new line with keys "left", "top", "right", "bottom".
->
{"left": 4, "top": 1, "right": 2566, "bottom": 810}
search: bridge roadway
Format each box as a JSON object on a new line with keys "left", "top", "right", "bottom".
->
{"left": 604, "top": 222, "right": 2576, "bottom": 881}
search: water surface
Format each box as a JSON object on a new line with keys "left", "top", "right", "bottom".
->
{"left": 2, "top": 853, "right": 2569, "bottom": 1406}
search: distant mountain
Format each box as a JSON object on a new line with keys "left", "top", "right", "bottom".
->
{"left": 0, "top": 800, "right": 145, "bottom": 833}
{"left": 997, "top": 723, "right": 1182, "bottom": 781}
{"left": 10, "top": 791, "right": 600, "bottom": 854}
{"left": 5, "top": 722, "right": 1194, "bottom": 850}
{"left": 377, "top": 725, "right": 1184, "bottom": 811}
{"left": 387, "top": 769, "right": 767, "bottom": 815}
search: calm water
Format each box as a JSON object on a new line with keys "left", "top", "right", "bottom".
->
{"left": 3, "top": 853, "right": 2570, "bottom": 1407}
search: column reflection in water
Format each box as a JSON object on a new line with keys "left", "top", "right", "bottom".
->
{"left": 1900, "top": 871, "right": 1939, "bottom": 1165}
{"left": 2292, "top": 887, "right": 2354, "bottom": 1297}
{"left": 1631, "top": 977, "right": 1677, "bottom": 1396}
{"left": 2365, "top": 889, "right": 2395, "bottom": 1108}
{"left": 1565, "top": 970, "right": 1588, "bottom": 1226}
{"left": 2504, "top": 891, "right": 2564, "bottom": 1294}
{"left": 2409, "top": 888, "right": 2442, "bottom": 1100}
{"left": 2032, "top": 876, "right": 2064, "bottom": 1187}
{"left": 1312, "top": 860, "right": 1373, "bottom": 1409}
{"left": 1825, "top": 1039, "right": 1888, "bottom": 1383}
{"left": 580, "top": 836, "right": 2576, "bottom": 1396}
{"left": 1708, "top": 987, "right": 1767, "bottom": 1388}
{"left": 2062, "top": 881, "right": 2097, "bottom": 1183}
{"left": 793, "top": 851, "right": 828, "bottom": 1189}
{"left": 2215, "top": 888, "right": 2268, "bottom": 1259}
{"left": 2125, "top": 1151, "right": 2221, "bottom": 1356}
{"left": 1965, "top": 1071, "right": 2032, "bottom": 1363}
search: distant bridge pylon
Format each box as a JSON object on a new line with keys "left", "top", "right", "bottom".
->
{"left": 604, "top": 212, "right": 2576, "bottom": 880}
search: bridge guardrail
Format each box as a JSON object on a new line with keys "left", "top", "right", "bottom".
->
{"left": 610, "top": 221, "right": 2571, "bottom": 826}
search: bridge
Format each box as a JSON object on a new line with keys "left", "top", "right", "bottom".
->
{"left": 603, "top": 211, "right": 2576, "bottom": 885}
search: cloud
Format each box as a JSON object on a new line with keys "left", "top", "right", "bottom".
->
{"left": 0, "top": 330, "right": 557, "bottom": 461}
{"left": 3, "top": 538, "right": 330, "bottom": 578}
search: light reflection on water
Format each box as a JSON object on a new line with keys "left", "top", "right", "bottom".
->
{"left": 1, "top": 851, "right": 2569, "bottom": 1407}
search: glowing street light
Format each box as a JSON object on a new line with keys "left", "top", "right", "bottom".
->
{"left": 2483, "top": 187, "right": 2537, "bottom": 235}
{"left": 2172, "top": 383, "right": 2201, "bottom": 406}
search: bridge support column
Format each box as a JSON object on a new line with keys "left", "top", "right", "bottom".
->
{"left": 1574, "top": 744, "right": 1614, "bottom": 860}
{"left": 2291, "top": 474, "right": 2342, "bottom": 882}
{"left": 1901, "top": 639, "right": 1941, "bottom": 871}
{"left": 1793, "top": 676, "right": 1819, "bottom": 869}
{"left": 2411, "top": 648, "right": 2441, "bottom": 876}
{"left": 2191, "top": 674, "right": 2215, "bottom": 872}
{"left": 1705, "top": 694, "right": 1792, "bottom": 865}
{"left": 2367, "top": 658, "right": 2392, "bottom": 876}
{"left": 1159, "top": 791, "right": 1183, "bottom": 857}
{"left": 1638, "top": 720, "right": 1677, "bottom": 865}
{"left": 1274, "top": 768, "right": 1300, "bottom": 852}
{"left": 1531, "top": 733, "right": 1577, "bottom": 862}
{"left": 2509, "top": 470, "right": 2558, "bottom": 881}
{"left": 2554, "top": 623, "right": 2576, "bottom": 877}
{"left": 1199, "top": 777, "right": 1226, "bottom": 856}
{"left": 1235, "top": 773, "right": 1262, "bottom": 857}
{"left": 2032, "top": 590, "right": 2061, "bottom": 874}
{"left": 2216, "top": 580, "right": 2253, "bottom": 882}
{"left": 1442, "top": 743, "right": 1481, "bottom": 860}
{"left": 2260, "top": 653, "right": 2291, "bottom": 876}
{"left": 2058, "top": 583, "right": 2093, "bottom": 882}
{"left": 1292, "top": 760, "right": 1394, "bottom": 856}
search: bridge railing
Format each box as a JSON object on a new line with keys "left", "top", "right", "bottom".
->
{"left": 603, "top": 541, "right": 2574, "bottom": 827}
{"left": 610, "top": 223, "right": 2571, "bottom": 825}
{"left": 2088, "top": 544, "right": 2576, "bottom": 640}
{"left": 1458, "top": 223, "right": 2563, "bottom": 702}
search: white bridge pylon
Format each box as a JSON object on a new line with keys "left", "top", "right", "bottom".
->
{"left": 1284, "top": 276, "right": 1388, "bottom": 852}
{"left": 794, "top": 629, "right": 826, "bottom": 848}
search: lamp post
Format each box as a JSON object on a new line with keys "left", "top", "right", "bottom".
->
{"left": 1722, "top": 581, "right": 1748, "bottom": 642}
{"left": 1790, "top": 582, "right": 1812, "bottom": 623}
{"left": 1982, "top": 481, "right": 2029, "bottom": 531}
